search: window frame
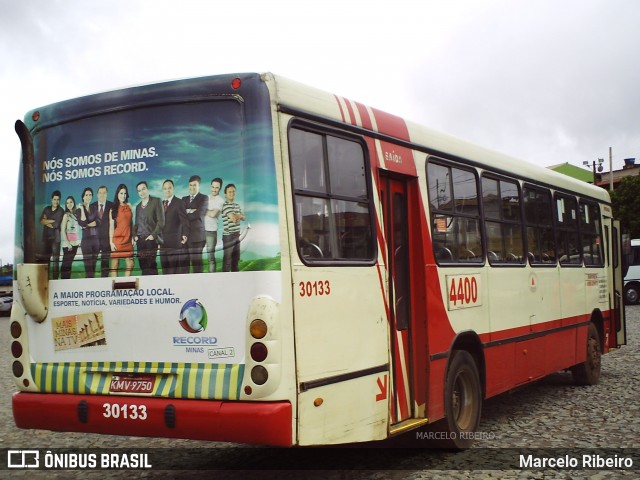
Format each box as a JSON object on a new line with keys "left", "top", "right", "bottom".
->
{"left": 427, "top": 157, "right": 485, "bottom": 266}
{"left": 554, "top": 192, "right": 582, "bottom": 267}
{"left": 523, "top": 184, "right": 557, "bottom": 267}
{"left": 579, "top": 199, "right": 605, "bottom": 268}
{"left": 481, "top": 173, "right": 526, "bottom": 267}
{"left": 287, "top": 119, "right": 377, "bottom": 266}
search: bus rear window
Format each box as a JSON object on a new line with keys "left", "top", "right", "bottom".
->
{"left": 29, "top": 99, "right": 277, "bottom": 277}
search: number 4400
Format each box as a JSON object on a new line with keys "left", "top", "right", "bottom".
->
{"left": 448, "top": 275, "right": 479, "bottom": 307}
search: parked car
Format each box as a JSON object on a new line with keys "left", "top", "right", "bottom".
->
{"left": 624, "top": 239, "right": 640, "bottom": 305}
{"left": 0, "top": 294, "right": 12, "bottom": 316}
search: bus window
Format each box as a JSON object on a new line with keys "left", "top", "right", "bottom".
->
{"left": 427, "top": 160, "right": 483, "bottom": 263}
{"left": 555, "top": 194, "right": 581, "bottom": 265}
{"left": 482, "top": 176, "right": 524, "bottom": 265}
{"left": 289, "top": 125, "right": 374, "bottom": 263}
{"left": 580, "top": 201, "right": 603, "bottom": 266}
{"left": 523, "top": 186, "right": 556, "bottom": 265}
{"left": 289, "top": 129, "right": 326, "bottom": 193}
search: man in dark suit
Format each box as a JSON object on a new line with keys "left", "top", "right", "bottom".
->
{"left": 133, "top": 181, "right": 164, "bottom": 275}
{"left": 160, "top": 179, "right": 189, "bottom": 274}
{"left": 92, "top": 185, "right": 114, "bottom": 277}
{"left": 182, "top": 175, "right": 208, "bottom": 273}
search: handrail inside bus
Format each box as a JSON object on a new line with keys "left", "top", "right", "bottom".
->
{"left": 15, "top": 120, "right": 36, "bottom": 264}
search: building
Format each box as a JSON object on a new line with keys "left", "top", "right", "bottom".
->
{"left": 597, "top": 158, "right": 640, "bottom": 190}
{"left": 548, "top": 162, "right": 594, "bottom": 183}
{"left": 549, "top": 158, "right": 639, "bottom": 190}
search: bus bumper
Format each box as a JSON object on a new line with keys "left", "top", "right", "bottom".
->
{"left": 12, "top": 392, "right": 293, "bottom": 446}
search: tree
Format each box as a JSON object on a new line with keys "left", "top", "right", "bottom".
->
{"left": 610, "top": 175, "right": 640, "bottom": 238}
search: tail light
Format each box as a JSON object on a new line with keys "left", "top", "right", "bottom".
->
{"left": 243, "top": 296, "right": 281, "bottom": 398}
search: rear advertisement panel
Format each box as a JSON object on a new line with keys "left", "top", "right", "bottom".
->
{"left": 24, "top": 85, "right": 281, "bottom": 367}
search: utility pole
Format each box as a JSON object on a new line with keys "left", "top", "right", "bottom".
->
{"left": 609, "top": 147, "right": 613, "bottom": 191}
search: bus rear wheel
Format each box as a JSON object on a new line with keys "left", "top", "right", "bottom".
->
{"left": 571, "top": 322, "right": 601, "bottom": 386}
{"left": 441, "top": 350, "right": 482, "bottom": 449}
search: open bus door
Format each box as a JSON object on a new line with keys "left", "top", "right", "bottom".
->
{"left": 380, "top": 174, "right": 426, "bottom": 433}
{"left": 613, "top": 221, "right": 627, "bottom": 347}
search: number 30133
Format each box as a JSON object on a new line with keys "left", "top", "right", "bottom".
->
{"left": 102, "top": 402, "right": 148, "bottom": 420}
{"left": 299, "top": 280, "right": 331, "bottom": 297}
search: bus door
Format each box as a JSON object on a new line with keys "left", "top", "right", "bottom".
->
{"left": 612, "top": 220, "right": 627, "bottom": 346}
{"left": 380, "top": 174, "right": 415, "bottom": 424}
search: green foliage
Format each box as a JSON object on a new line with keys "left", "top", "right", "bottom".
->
{"left": 240, "top": 256, "right": 281, "bottom": 272}
{"left": 611, "top": 176, "right": 640, "bottom": 238}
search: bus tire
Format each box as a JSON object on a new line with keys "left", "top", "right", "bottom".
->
{"left": 571, "top": 322, "right": 601, "bottom": 386}
{"left": 442, "top": 350, "right": 482, "bottom": 449}
{"left": 624, "top": 283, "right": 640, "bottom": 305}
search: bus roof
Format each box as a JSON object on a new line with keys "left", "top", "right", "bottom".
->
{"left": 270, "top": 73, "right": 611, "bottom": 205}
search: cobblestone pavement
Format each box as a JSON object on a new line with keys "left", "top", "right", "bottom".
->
{"left": 0, "top": 307, "right": 638, "bottom": 479}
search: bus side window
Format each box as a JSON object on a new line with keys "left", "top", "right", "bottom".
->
{"left": 523, "top": 186, "right": 556, "bottom": 265}
{"left": 580, "top": 201, "right": 604, "bottom": 267}
{"left": 555, "top": 194, "right": 581, "bottom": 265}
{"left": 427, "top": 160, "right": 483, "bottom": 264}
{"left": 482, "top": 176, "right": 525, "bottom": 265}
{"left": 289, "top": 125, "right": 374, "bottom": 263}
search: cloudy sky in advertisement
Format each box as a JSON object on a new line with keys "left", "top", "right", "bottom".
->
{"left": 2, "top": 0, "right": 639, "bottom": 264}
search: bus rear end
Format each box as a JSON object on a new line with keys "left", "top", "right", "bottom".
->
{"left": 11, "top": 73, "right": 295, "bottom": 446}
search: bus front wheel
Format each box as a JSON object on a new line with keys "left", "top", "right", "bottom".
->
{"left": 571, "top": 322, "right": 601, "bottom": 386}
{"left": 441, "top": 350, "right": 482, "bottom": 449}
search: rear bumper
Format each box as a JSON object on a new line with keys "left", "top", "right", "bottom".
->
{"left": 13, "top": 392, "right": 293, "bottom": 446}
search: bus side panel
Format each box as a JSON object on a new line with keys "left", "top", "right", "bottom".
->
{"left": 545, "top": 326, "right": 578, "bottom": 373}
{"left": 559, "top": 269, "right": 587, "bottom": 323}
{"left": 277, "top": 107, "right": 390, "bottom": 444}
{"left": 291, "top": 269, "right": 389, "bottom": 445}
{"left": 483, "top": 323, "right": 579, "bottom": 396}
{"left": 483, "top": 343, "right": 516, "bottom": 397}
{"left": 297, "top": 373, "right": 387, "bottom": 445}
{"left": 486, "top": 268, "right": 531, "bottom": 338}
{"left": 426, "top": 357, "right": 447, "bottom": 420}
{"left": 423, "top": 264, "right": 457, "bottom": 422}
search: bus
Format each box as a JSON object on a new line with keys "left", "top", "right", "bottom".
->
{"left": 11, "top": 73, "right": 626, "bottom": 448}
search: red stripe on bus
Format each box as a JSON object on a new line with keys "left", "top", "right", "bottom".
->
{"left": 478, "top": 313, "right": 592, "bottom": 343}
{"left": 370, "top": 107, "right": 411, "bottom": 141}
{"left": 371, "top": 109, "right": 417, "bottom": 176}
{"left": 355, "top": 102, "right": 373, "bottom": 130}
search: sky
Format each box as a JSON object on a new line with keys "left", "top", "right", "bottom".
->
{"left": 2, "top": 0, "right": 639, "bottom": 265}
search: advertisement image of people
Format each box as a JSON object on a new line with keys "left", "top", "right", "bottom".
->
{"left": 31, "top": 98, "right": 280, "bottom": 279}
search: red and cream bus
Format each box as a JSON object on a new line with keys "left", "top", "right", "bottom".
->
{"left": 11, "top": 73, "right": 626, "bottom": 448}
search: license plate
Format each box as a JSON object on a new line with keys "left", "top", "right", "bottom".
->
{"left": 109, "top": 374, "right": 156, "bottom": 394}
